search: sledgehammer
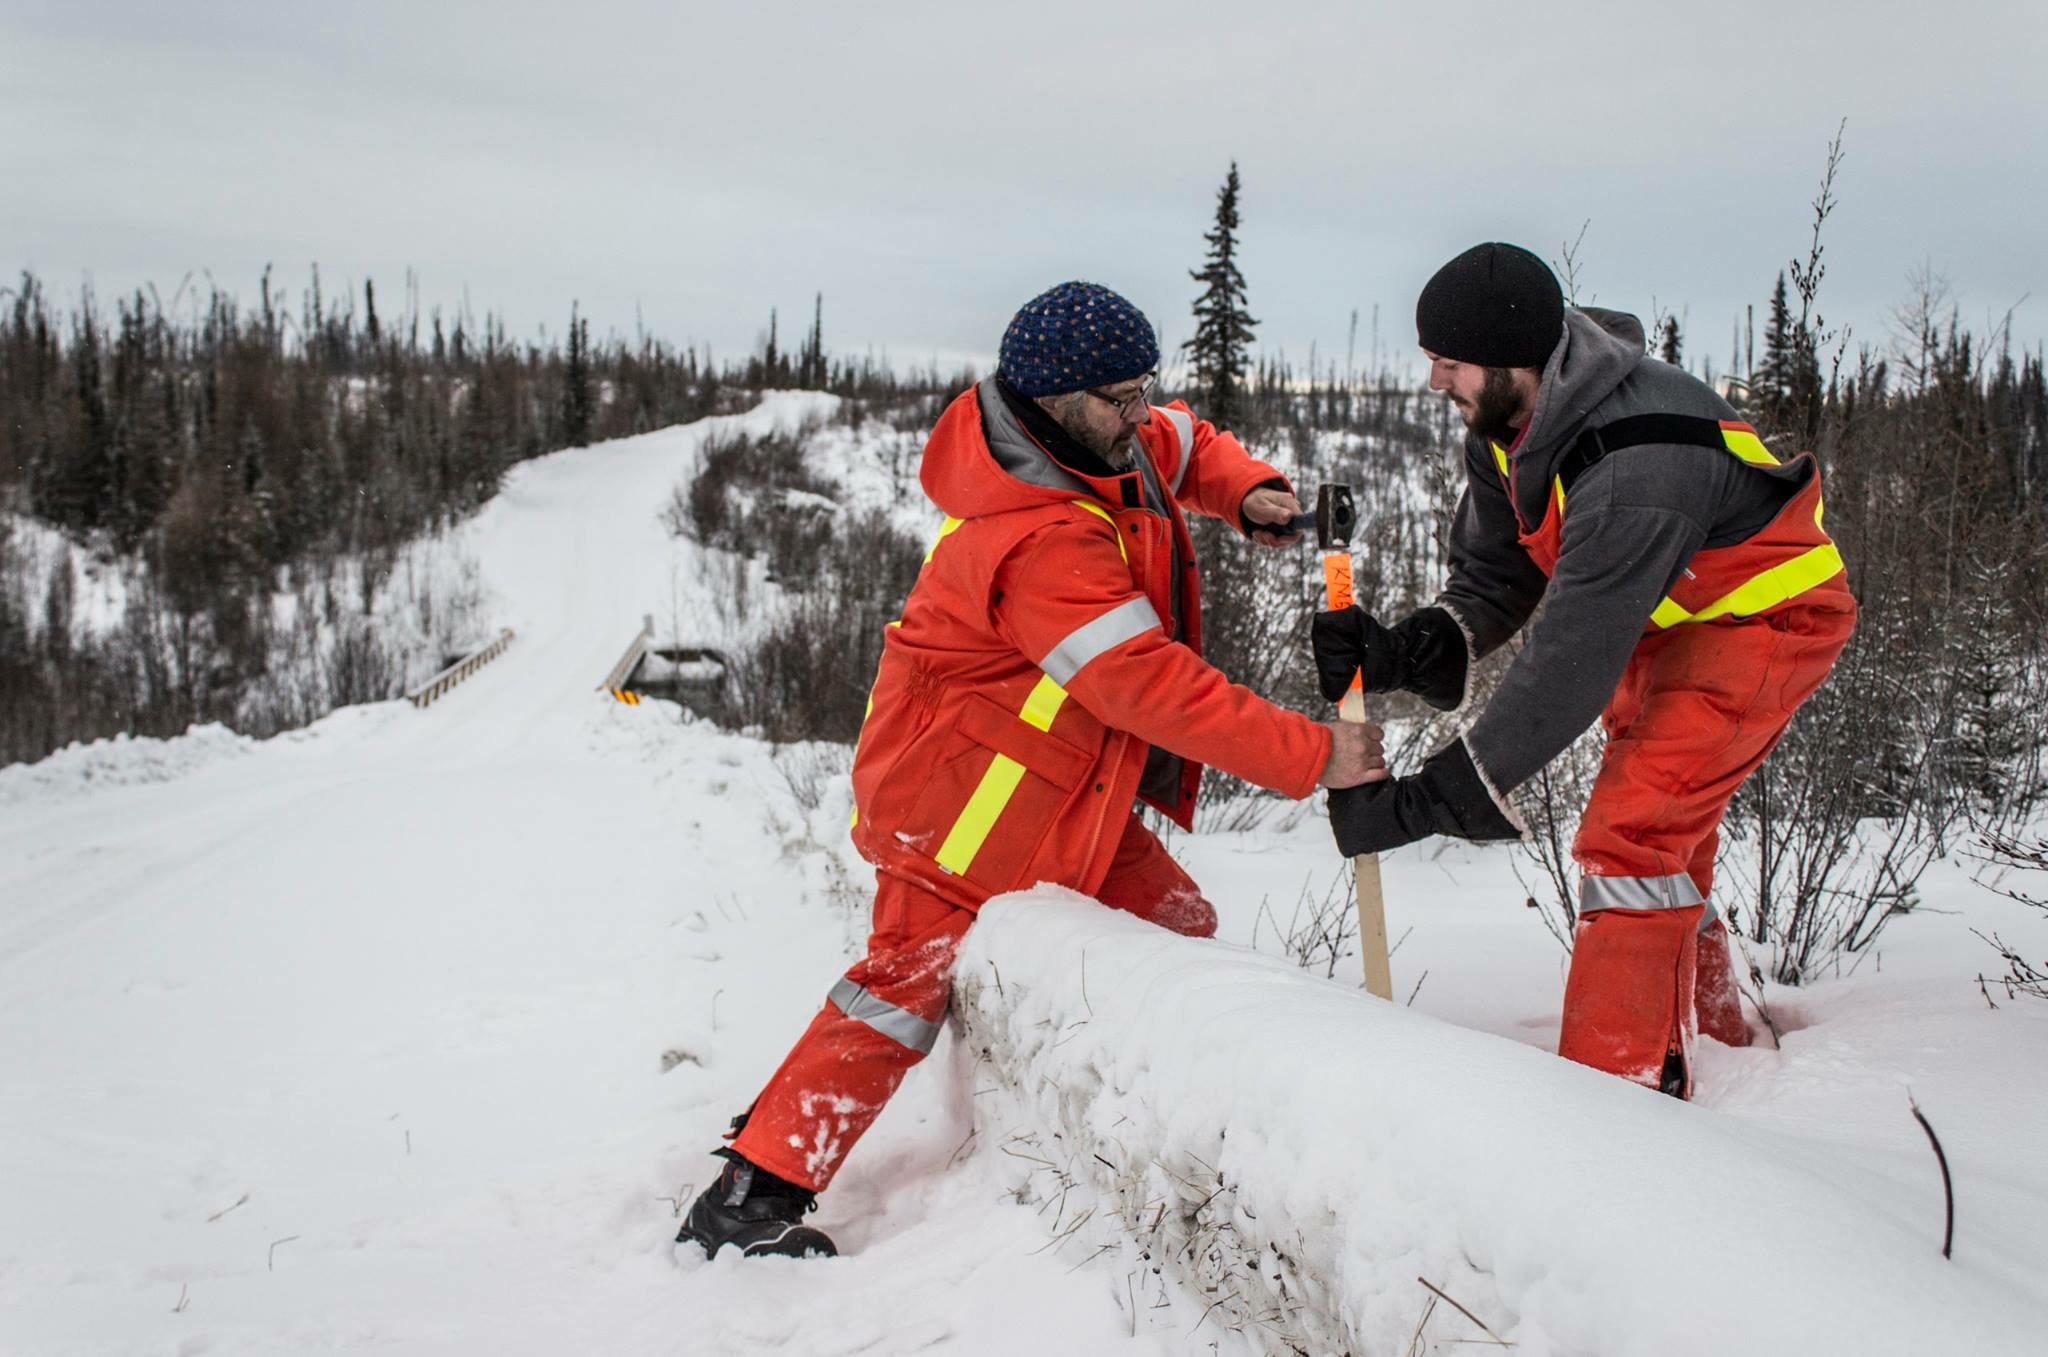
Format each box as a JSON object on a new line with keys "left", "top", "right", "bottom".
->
{"left": 1315, "top": 484, "right": 1394, "bottom": 1000}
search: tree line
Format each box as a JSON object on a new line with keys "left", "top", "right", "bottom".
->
{"left": 0, "top": 269, "right": 955, "bottom": 766}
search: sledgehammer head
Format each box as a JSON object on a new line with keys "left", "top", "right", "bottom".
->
{"left": 1314, "top": 484, "right": 1357, "bottom": 552}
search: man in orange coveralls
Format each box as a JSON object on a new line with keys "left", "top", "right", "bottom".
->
{"left": 1311, "top": 243, "right": 1856, "bottom": 1099}
{"left": 678, "top": 281, "right": 1385, "bottom": 1258}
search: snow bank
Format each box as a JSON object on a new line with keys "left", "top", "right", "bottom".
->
{"left": 0, "top": 722, "right": 256, "bottom": 807}
{"left": 954, "top": 890, "right": 2035, "bottom": 1357}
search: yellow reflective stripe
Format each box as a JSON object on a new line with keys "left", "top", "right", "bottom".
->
{"left": 1651, "top": 543, "right": 1845, "bottom": 629}
{"left": 923, "top": 516, "right": 964, "bottom": 564}
{"left": 1720, "top": 426, "right": 1779, "bottom": 466}
{"left": 1073, "top": 500, "right": 1128, "bottom": 563}
{"left": 1490, "top": 441, "right": 1510, "bottom": 477}
{"left": 932, "top": 674, "right": 1072, "bottom": 877}
{"left": 934, "top": 755, "right": 1027, "bottom": 875}
{"left": 1018, "top": 673, "right": 1068, "bottom": 731}
{"left": 1648, "top": 596, "right": 1692, "bottom": 629}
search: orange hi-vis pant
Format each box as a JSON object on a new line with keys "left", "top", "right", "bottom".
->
{"left": 1560, "top": 591, "right": 1856, "bottom": 1095}
{"left": 732, "top": 812, "right": 1215, "bottom": 1192}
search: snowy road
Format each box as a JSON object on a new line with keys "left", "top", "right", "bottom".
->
{"left": 3, "top": 396, "right": 2045, "bottom": 1355}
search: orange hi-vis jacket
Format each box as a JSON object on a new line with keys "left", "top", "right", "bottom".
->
{"left": 849, "top": 379, "right": 1332, "bottom": 910}
{"left": 1491, "top": 415, "right": 1847, "bottom": 632}
{"left": 1446, "top": 309, "right": 1857, "bottom": 799}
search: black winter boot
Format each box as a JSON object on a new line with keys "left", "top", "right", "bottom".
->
{"left": 676, "top": 1149, "right": 836, "bottom": 1260}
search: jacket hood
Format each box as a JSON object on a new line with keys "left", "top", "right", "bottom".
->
{"left": 920, "top": 377, "right": 1138, "bottom": 521}
{"left": 1515, "top": 307, "right": 1647, "bottom": 463}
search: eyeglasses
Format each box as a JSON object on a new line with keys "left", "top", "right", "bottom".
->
{"left": 1084, "top": 373, "right": 1157, "bottom": 419}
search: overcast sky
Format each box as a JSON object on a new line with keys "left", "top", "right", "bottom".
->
{"left": 6, "top": 1, "right": 2043, "bottom": 380}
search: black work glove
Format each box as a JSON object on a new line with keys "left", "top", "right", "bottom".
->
{"left": 1310, "top": 605, "right": 1468, "bottom": 710}
{"left": 1327, "top": 739, "right": 1521, "bottom": 857}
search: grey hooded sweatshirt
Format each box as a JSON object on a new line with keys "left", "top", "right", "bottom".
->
{"left": 1439, "top": 308, "right": 1813, "bottom": 796}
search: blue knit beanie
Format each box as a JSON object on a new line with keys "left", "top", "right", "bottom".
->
{"left": 998, "top": 281, "right": 1160, "bottom": 398}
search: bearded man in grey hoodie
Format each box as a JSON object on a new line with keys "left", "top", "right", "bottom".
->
{"left": 1312, "top": 243, "right": 1856, "bottom": 1098}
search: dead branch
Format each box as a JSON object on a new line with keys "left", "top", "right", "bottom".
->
{"left": 1404, "top": 1293, "right": 1440, "bottom": 1357}
{"left": 1907, "top": 1095, "right": 1956, "bottom": 1260}
{"left": 1417, "top": 1277, "right": 1512, "bottom": 1347}
{"left": 206, "top": 1192, "right": 251, "bottom": 1223}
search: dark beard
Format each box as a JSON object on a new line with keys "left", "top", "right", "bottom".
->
{"left": 1466, "top": 366, "right": 1525, "bottom": 445}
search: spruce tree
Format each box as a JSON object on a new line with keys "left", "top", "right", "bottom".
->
{"left": 761, "top": 309, "right": 781, "bottom": 388}
{"left": 1183, "top": 161, "right": 1257, "bottom": 433}
{"left": 1756, "top": 272, "right": 1793, "bottom": 424}
{"left": 799, "top": 293, "right": 825, "bottom": 389}
{"left": 1657, "top": 315, "right": 1683, "bottom": 367}
{"left": 1756, "top": 272, "right": 1821, "bottom": 439}
{"left": 562, "top": 304, "right": 593, "bottom": 447}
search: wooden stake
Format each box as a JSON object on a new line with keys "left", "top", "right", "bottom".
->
{"left": 1316, "top": 483, "right": 1392, "bottom": 1000}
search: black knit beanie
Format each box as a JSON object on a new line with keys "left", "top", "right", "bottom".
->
{"left": 1415, "top": 243, "right": 1565, "bottom": 369}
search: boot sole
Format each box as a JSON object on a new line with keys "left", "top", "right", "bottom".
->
{"left": 675, "top": 1222, "right": 837, "bottom": 1260}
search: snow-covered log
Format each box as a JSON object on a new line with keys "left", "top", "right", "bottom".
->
{"left": 953, "top": 890, "right": 2032, "bottom": 1357}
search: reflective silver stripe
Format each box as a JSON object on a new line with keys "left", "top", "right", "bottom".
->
{"left": 1157, "top": 406, "right": 1196, "bottom": 494}
{"left": 1579, "top": 873, "right": 1707, "bottom": 913}
{"left": 1040, "top": 596, "right": 1162, "bottom": 686}
{"left": 828, "top": 977, "right": 942, "bottom": 1054}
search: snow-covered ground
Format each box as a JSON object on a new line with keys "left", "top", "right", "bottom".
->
{"left": 2, "top": 396, "right": 2044, "bottom": 1355}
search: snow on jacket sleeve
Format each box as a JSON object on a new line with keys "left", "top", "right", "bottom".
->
{"left": 1437, "top": 435, "right": 1551, "bottom": 656}
{"left": 1155, "top": 402, "right": 1294, "bottom": 532}
{"left": 1462, "top": 453, "right": 1717, "bottom": 794}
{"left": 989, "top": 517, "right": 1330, "bottom": 800}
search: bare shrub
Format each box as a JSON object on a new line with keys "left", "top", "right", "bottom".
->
{"left": 1970, "top": 831, "right": 2048, "bottom": 1001}
{"left": 1717, "top": 262, "right": 2048, "bottom": 984}
{"left": 719, "top": 508, "right": 924, "bottom": 743}
{"left": 679, "top": 427, "right": 837, "bottom": 549}
{"left": 1511, "top": 725, "right": 1604, "bottom": 952}
{"left": 658, "top": 479, "right": 693, "bottom": 540}
{"left": 771, "top": 741, "right": 853, "bottom": 816}
{"left": 668, "top": 424, "right": 846, "bottom": 592}
{"left": 1250, "top": 867, "right": 1359, "bottom": 978}
{"left": 324, "top": 620, "right": 405, "bottom": 707}
{"left": 1720, "top": 662, "right": 1936, "bottom": 983}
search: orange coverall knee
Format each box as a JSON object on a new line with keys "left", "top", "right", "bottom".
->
{"left": 732, "top": 812, "right": 1212, "bottom": 1191}
{"left": 1559, "top": 593, "right": 1855, "bottom": 1094}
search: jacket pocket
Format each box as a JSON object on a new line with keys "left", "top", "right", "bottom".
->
{"left": 902, "top": 691, "right": 1093, "bottom": 894}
